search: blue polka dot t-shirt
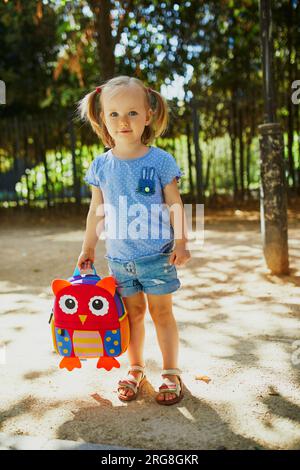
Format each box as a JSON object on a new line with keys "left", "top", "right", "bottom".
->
{"left": 84, "top": 145, "right": 184, "bottom": 262}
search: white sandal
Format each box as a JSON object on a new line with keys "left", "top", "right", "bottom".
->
{"left": 156, "top": 368, "right": 184, "bottom": 406}
{"left": 117, "top": 365, "right": 146, "bottom": 402}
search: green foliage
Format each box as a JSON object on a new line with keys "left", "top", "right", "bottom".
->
{"left": 0, "top": 0, "right": 299, "bottom": 205}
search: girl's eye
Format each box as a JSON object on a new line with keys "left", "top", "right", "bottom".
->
{"left": 110, "top": 111, "right": 137, "bottom": 117}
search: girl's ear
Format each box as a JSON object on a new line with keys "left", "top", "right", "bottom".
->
{"left": 145, "top": 108, "right": 153, "bottom": 126}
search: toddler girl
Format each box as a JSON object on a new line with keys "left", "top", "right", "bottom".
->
{"left": 77, "top": 75, "right": 191, "bottom": 405}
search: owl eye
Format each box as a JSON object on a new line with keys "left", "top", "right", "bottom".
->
{"left": 59, "top": 295, "right": 78, "bottom": 314}
{"left": 88, "top": 296, "right": 109, "bottom": 316}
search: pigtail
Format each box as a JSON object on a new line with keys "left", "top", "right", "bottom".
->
{"left": 150, "top": 89, "right": 169, "bottom": 137}
{"left": 78, "top": 88, "right": 115, "bottom": 148}
{"left": 141, "top": 88, "right": 169, "bottom": 144}
{"left": 77, "top": 90, "right": 102, "bottom": 138}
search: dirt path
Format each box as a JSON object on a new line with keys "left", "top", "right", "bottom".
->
{"left": 0, "top": 210, "right": 300, "bottom": 450}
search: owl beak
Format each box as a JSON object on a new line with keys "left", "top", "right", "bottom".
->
{"left": 79, "top": 315, "right": 87, "bottom": 325}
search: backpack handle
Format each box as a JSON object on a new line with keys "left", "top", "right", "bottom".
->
{"left": 72, "top": 263, "right": 97, "bottom": 277}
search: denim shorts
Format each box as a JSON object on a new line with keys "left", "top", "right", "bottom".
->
{"left": 106, "top": 244, "right": 181, "bottom": 297}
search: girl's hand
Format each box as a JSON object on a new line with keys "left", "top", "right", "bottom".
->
{"left": 77, "top": 248, "right": 95, "bottom": 270}
{"left": 169, "top": 243, "right": 191, "bottom": 267}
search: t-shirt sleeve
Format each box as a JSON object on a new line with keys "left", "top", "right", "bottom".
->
{"left": 84, "top": 157, "right": 104, "bottom": 188}
{"left": 159, "top": 152, "right": 184, "bottom": 188}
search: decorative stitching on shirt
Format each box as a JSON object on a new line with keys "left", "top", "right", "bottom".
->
{"left": 136, "top": 167, "right": 156, "bottom": 195}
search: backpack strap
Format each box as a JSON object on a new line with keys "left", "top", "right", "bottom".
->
{"left": 72, "top": 263, "right": 97, "bottom": 277}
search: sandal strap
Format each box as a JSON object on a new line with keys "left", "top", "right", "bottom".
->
{"left": 159, "top": 377, "right": 181, "bottom": 397}
{"left": 118, "top": 367, "right": 145, "bottom": 394}
{"left": 162, "top": 368, "right": 182, "bottom": 376}
{"left": 129, "top": 365, "right": 145, "bottom": 373}
{"left": 122, "top": 373, "right": 138, "bottom": 384}
{"left": 118, "top": 378, "right": 138, "bottom": 393}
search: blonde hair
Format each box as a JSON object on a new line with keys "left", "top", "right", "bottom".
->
{"left": 78, "top": 75, "right": 169, "bottom": 148}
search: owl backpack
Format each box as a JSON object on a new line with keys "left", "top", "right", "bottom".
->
{"left": 49, "top": 265, "right": 130, "bottom": 371}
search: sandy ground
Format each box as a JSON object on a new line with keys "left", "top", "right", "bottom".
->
{"left": 0, "top": 207, "right": 300, "bottom": 450}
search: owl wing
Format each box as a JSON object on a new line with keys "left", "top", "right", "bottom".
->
{"left": 104, "top": 329, "right": 121, "bottom": 356}
{"left": 55, "top": 327, "right": 73, "bottom": 357}
{"left": 119, "top": 316, "right": 130, "bottom": 353}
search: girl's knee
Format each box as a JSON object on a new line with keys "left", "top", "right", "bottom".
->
{"left": 128, "top": 305, "right": 146, "bottom": 323}
{"left": 124, "top": 293, "right": 147, "bottom": 323}
{"left": 149, "top": 305, "right": 173, "bottom": 325}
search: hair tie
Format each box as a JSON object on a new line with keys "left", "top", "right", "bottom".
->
{"left": 147, "top": 87, "right": 153, "bottom": 93}
{"left": 95, "top": 86, "right": 102, "bottom": 94}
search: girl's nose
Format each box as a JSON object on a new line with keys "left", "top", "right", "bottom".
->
{"left": 120, "top": 116, "right": 129, "bottom": 126}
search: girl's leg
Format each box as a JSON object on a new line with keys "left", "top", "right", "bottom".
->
{"left": 119, "top": 291, "right": 147, "bottom": 398}
{"left": 146, "top": 293, "right": 180, "bottom": 402}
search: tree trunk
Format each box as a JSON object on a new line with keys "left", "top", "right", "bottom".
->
{"left": 246, "top": 132, "right": 252, "bottom": 199}
{"left": 191, "top": 100, "right": 203, "bottom": 203}
{"left": 88, "top": 0, "right": 115, "bottom": 80}
{"left": 171, "top": 138, "right": 176, "bottom": 155}
{"left": 286, "top": 0, "right": 295, "bottom": 190}
{"left": 259, "top": 123, "right": 289, "bottom": 274}
{"left": 12, "top": 118, "right": 20, "bottom": 207}
{"left": 205, "top": 145, "right": 214, "bottom": 193}
{"left": 229, "top": 99, "right": 238, "bottom": 200}
{"left": 259, "top": 0, "right": 289, "bottom": 274}
{"left": 22, "top": 120, "right": 31, "bottom": 207}
{"left": 69, "top": 114, "right": 81, "bottom": 206}
{"left": 296, "top": 102, "right": 300, "bottom": 194}
{"left": 296, "top": 0, "right": 300, "bottom": 192}
{"left": 238, "top": 107, "right": 245, "bottom": 201}
{"left": 185, "top": 121, "right": 195, "bottom": 197}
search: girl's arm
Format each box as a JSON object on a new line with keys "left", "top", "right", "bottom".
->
{"left": 77, "top": 186, "right": 105, "bottom": 268}
{"left": 163, "top": 178, "right": 191, "bottom": 266}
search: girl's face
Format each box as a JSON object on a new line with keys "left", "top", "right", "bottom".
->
{"left": 101, "top": 85, "right": 153, "bottom": 147}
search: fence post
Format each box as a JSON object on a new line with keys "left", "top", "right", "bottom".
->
{"left": 258, "top": 0, "right": 289, "bottom": 274}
